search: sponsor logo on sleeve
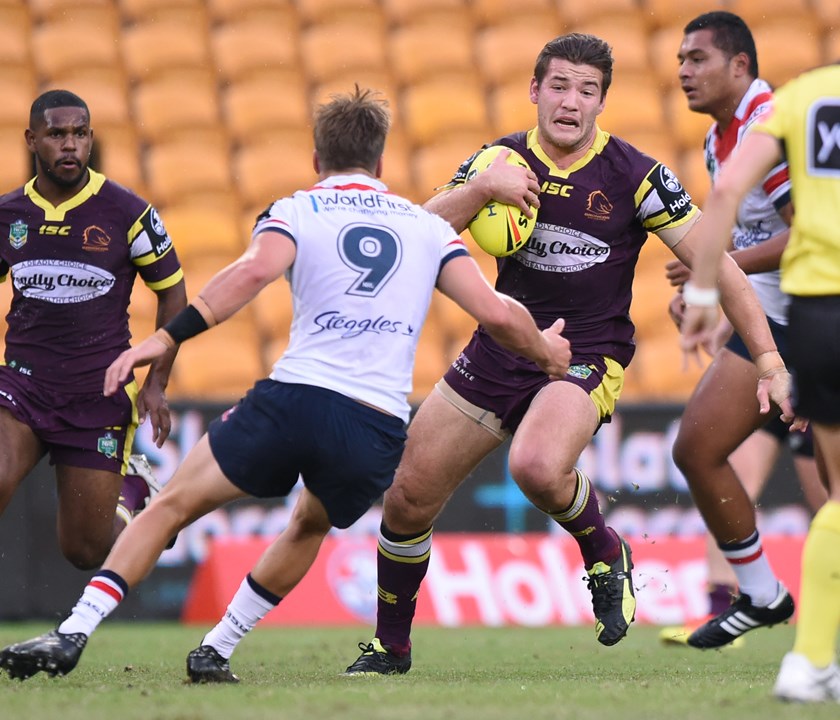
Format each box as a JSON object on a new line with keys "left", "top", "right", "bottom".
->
{"left": 650, "top": 164, "right": 692, "bottom": 216}
{"left": 809, "top": 101, "right": 840, "bottom": 176}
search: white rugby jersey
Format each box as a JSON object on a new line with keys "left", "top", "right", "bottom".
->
{"left": 253, "top": 173, "right": 467, "bottom": 422}
{"left": 704, "top": 78, "right": 792, "bottom": 324}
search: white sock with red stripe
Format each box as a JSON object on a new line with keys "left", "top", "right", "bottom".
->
{"left": 719, "top": 531, "right": 779, "bottom": 607}
{"left": 58, "top": 570, "right": 129, "bottom": 637}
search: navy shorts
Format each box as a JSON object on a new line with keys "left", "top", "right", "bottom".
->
{"left": 724, "top": 314, "right": 790, "bottom": 362}
{"left": 0, "top": 365, "right": 137, "bottom": 472}
{"left": 787, "top": 295, "right": 840, "bottom": 424}
{"left": 761, "top": 414, "right": 814, "bottom": 458}
{"left": 207, "top": 380, "right": 407, "bottom": 529}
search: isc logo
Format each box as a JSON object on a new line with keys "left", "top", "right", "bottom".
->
{"left": 38, "top": 225, "right": 71, "bottom": 235}
{"left": 540, "top": 181, "right": 573, "bottom": 197}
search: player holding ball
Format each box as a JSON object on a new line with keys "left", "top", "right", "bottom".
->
{"left": 344, "top": 32, "right": 794, "bottom": 675}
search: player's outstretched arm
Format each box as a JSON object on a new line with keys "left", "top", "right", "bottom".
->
{"left": 104, "top": 231, "right": 296, "bottom": 398}
{"left": 437, "top": 255, "right": 570, "bottom": 379}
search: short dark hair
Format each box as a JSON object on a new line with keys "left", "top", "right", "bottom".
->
{"left": 313, "top": 85, "right": 390, "bottom": 174}
{"left": 534, "top": 33, "right": 614, "bottom": 98}
{"left": 29, "top": 89, "right": 89, "bottom": 129}
{"left": 684, "top": 11, "right": 759, "bottom": 79}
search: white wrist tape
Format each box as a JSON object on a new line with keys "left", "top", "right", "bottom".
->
{"left": 683, "top": 281, "right": 720, "bottom": 307}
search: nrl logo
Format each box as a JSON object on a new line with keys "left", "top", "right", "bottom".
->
{"left": 9, "top": 219, "right": 27, "bottom": 249}
{"left": 97, "top": 432, "right": 118, "bottom": 459}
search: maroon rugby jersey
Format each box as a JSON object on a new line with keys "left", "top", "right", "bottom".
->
{"left": 0, "top": 169, "right": 183, "bottom": 392}
{"left": 449, "top": 128, "right": 698, "bottom": 367}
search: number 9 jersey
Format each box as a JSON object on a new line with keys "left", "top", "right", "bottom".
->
{"left": 252, "top": 173, "right": 468, "bottom": 422}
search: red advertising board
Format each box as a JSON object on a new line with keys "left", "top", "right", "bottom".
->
{"left": 183, "top": 533, "right": 804, "bottom": 627}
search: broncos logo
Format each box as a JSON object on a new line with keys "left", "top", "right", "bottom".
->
{"left": 82, "top": 225, "right": 111, "bottom": 251}
{"left": 586, "top": 190, "right": 613, "bottom": 216}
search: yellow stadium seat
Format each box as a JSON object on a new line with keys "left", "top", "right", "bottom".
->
{"left": 159, "top": 205, "right": 243, "bottom": 265}
{"left": 207, "top": 0, "right": 295, "bottom": 23}
{"left": 388, "top": 22, "right": 476, "bottom": 86}
{"left": 28, "top": 0, "right": 118, "bottom": 28}
{"left": 251, "top": 276, "right": 294, "bottom": 343}
{"left": 382, "top": 0, "right": 471, "bottom": 28}
{"left": 296, "top": 0, "right": 383, "bottom": 27}
{"left": 411, "top": 317, "right": 451, "bottom": 403}
{"left": 679, "top": 147, "right": 710, "bottom": 206}
{"left": 222, "top": 72, "right": 309, "bottom": 144}
{"left": 401, "top": 75, "right": 489, "bottom": 147}
{"left": 476, "top": 22, "right": 562, "bottom": 86}
{"left": 752, "top": 19, "right": 823, "bottom": 88}
{"left": 262, "top": 334, "right": 290, "bottom": 373}
{"left": 412, "top": 133, "right": 489, "bottom": 197}
{"left": 171, "top": 319, "right": 265, "bottom": 401}
{"left": 211, "top": 18, "right": 301, "bottom": 83}
{"left": 118, "top": 0, "right": 207, "bottom": 24}
{"left": 31, "top": 18, "right": 120, "bottom": 80}
{"left": 131, "top": 70, "right": 221, "bottom": 144}
{"left": 559, "top": 0, "right": 643, "bottom": 27}
{"left": 472, "top": 0, "right": 558, "bottom": 27}
{"left": 312, "top": 74, "right": 399, "bottom": 125}
{"left": 145, "top": 134, "right": 234, "bottom": 210}
{"left": 299, "top": 20, "right": 388, "bottom": 86}
{"left": 619, "top": 131, "right": 680, "bottom": 174}
{"left": 381, "top": 128, "right": 417, "bottom": 202}
{"left": 92, "top": 123, "right": 145, "bottom": 194}
{"left": 0, "top": 71, "right": 36, "bottom": 127}
{"left": 729, "top": 0, "right": 813, "bottom": 26}
{"left": 0, "top": 10, "right": 31, "bottom": 81}
{"left": 648, "top": 24, "right": 687, "bottom": 89}
{"left": 663, "top": 86, "right": 712, "bottom": 151}
{"left": 44, "top": 67, "right": 131, "bottom": 127}
{"left": 570, "top": 17, "right": 652, "bottom": 76}
{"left": 121, "top": 19, "right": 212, "bottom": 83}
{"left": 232, "top": 131, "right": 316, "bottom": 209}
{"left": 0, "top": 124, "right": 33, "bottom": 190}
{"left": 641, "top": 0, "right": 727, "bottom": 30}
{"left": 598, "top": 74, "right": 665, "bottom": 137}
{"left": 487, "top": 79, "right": 537, "bottom": 136}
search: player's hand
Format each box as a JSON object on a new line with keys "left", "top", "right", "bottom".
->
{"left": 665, "top": 259, "right": 691, "bottom": 287}
{"left": 757, "top": 369, "right": 796, "bottom": 422}
{"left": 486, "top": 149, "right": 541, "bottom": 218}
{"left": 104, "top": 335, "right": 171, "bottom": 398}
{"left": 679, "top": 304, "right": 719, "bottom": 367}
{"left": 540, "top": 318, "right": 571, "bottom": 380}
{"left": 667, "top": 292, "right": 685, "bottom": 330}
{"left": 137, "top": 381, "right": 172, "bottom": 446}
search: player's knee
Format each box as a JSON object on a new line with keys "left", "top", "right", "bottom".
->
{"left": 507, "top": 452, "right": 559, "bottom": 500}
{"left": 382, "top": 482, "right": 435, "bottom": 534}
{"left": 672, "top": 433, "right": 702, "bottom": 477}
{"left": 61, "top": 539, "right": 110, "bottom": 570}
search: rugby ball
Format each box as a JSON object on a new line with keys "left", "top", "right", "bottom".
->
{"left": 466, "top": 145, "right": 537, "bottom": 257}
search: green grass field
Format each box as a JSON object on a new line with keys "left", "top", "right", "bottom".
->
{"left": 0, "top": 623, "right": 835, "bottom": 720}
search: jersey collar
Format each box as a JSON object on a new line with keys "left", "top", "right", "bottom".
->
{"left": 25, "top": 169, "right": 106, "bottom": 221}
{"left": 526, "top": 126, "right": 609, "bottom": 178}
{"left": 310, "top": 173, "right": 388, "bottom": 192}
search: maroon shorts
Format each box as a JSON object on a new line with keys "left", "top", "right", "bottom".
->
{"left": 442, "top": 331, "right": 624, "bottom": 435}
{"left": 0, "top": 365, "right": 137, "bottom": 472}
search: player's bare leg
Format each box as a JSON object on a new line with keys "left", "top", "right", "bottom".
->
{"left": 511, "top": 380, "right": 635, "bottom": 646}
{"left": 345, "top": 388, "right": 501, "bottom": 675}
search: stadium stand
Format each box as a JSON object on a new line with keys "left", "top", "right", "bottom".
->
{"left": 211, "top": 18, "right": 302, "bottom": 84}
{"left": 0, "top": 0, "right": 832, "bottom": 402}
